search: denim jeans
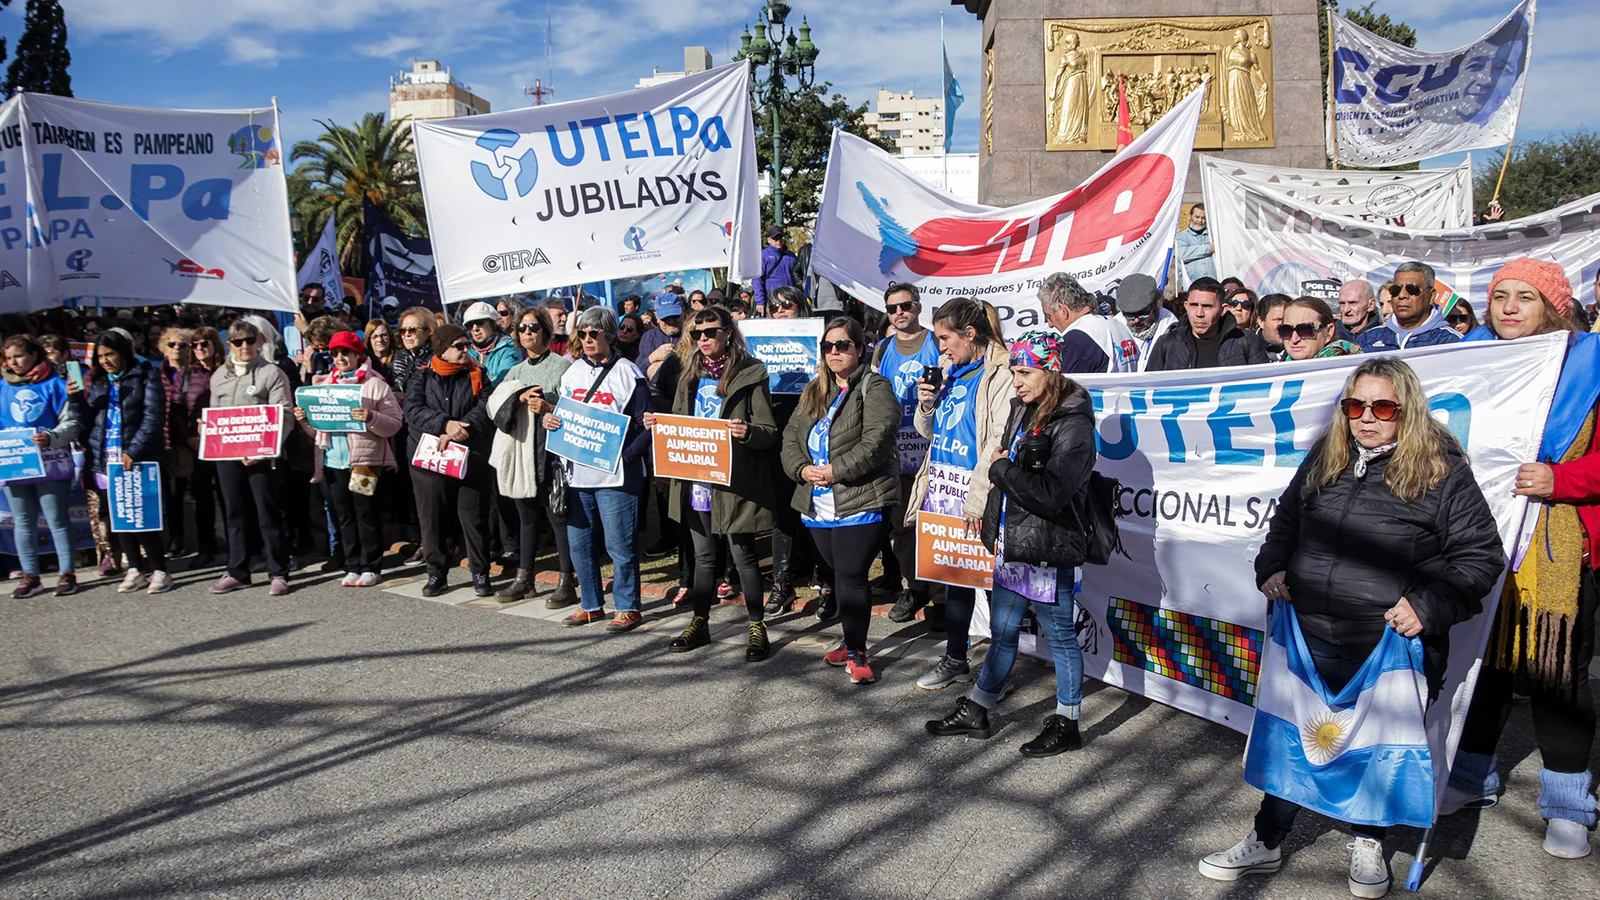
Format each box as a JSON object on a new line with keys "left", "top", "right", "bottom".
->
{"left": 970, "top": 574, "right": 1083, "bottom": 719}
{"left": 5, "top": 479, "right": 75, "bottom": 575}
{"left": 567, "top": 486, "right": 641, "bottom": 612}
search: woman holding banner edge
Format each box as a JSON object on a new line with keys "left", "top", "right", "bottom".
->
{"left": 85, "top": 330, "right": 172, "bottom": 595}
{"left": 647, "top": 305, "right": 779, "bottom": 660}
{"left": 1, "top": 334, "right": 83, "bottom": 598}
{"left": 1448, "top": 257, "right": 1600, "bottom": 860}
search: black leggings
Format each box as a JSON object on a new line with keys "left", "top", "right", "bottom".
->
{"left": 323, "top": 467, "right": 385, "bottom": 573}
{"left": 944, "top": 587, "right": 977, "bottom": 661}
{"left": 687, "top": 509, "right": 763, "bottom": 621}
{"left": 808, "top": 518, "right": 889, "bottom": 653}
{"left": 98, "top": 488, "right": 168, "bottom": 573}
{"left": 513, "top": 496, "right": 573, "bottom": 577}
{"left": 1459, "top": 568, "right": 1598, "bottom": 773}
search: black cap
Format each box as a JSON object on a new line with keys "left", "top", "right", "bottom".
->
{"left": 1115, "top": 274, "right": 1162, "bottom": 316}
{"left": 766, "top": 226, "right": 785, "bottom": 240}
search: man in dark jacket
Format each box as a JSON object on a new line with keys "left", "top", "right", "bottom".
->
{"left": 1145, "top": 277, "right": 1268, "bottom": 371}
{"left": 752, "top": 227, "right": 797, "bottom": 315}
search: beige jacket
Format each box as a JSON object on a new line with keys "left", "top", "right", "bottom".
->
{"left": 905, "top": 340, "right": 1014, "bottom": 526}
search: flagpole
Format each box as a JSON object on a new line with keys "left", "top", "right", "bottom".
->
{"left": 1326, "top": 4, "right": 1340, "bottom": 170}
{"left": 941, "top": 12, "right": 950, "bottom": 193}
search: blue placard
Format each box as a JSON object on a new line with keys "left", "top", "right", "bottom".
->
{"left": 547, "top": 396, "right": 629, "bottom": 474}
{"left": 738, "top": 319, "right": 824, "bottom": 394}
{"left": 109, "top": 461, "right": 163, "bottom": 533}
{"left": 0, "top": 428, "right": 47, "bottom": 482}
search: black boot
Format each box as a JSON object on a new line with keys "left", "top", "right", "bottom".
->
{"left": 815, "top": 588, "right": 838, "bottom": 621}
{"left": 1020, "top": 715, "right": 1082, "bottom": 757}
{"left": 925, "top": 698, "right": 992, "bottom": 739}
{"left": 888, "top": 589, "right": 929, "bottom": 624}
{"left": 669, "top": 616, "right": 711, "bottom": 652}
{"left": 764, "top": 580, "right": 793, "bottom": 616}
{"left": 497, "top": 568, "right": 532, "bottom": 602}
{"left": 545, "top": 573, "right": 578, "bottom": 609}
{"left": 745, "top": 621, "right": 770, "bottom": 662}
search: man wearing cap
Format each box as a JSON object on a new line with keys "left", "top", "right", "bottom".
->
{"left": 461, "top": 301, "right": 522, "bottom": 389}
{"left": 753, "top": 227, "right": 797, "bottom": 316}
{"left": 1113, "top": 274, "right": 1179, "bottom": 371}
{"left": 1038, "top": 272, "right": 1140, "bottom": 373}
{"left": 379, "top": 296, "right": 401, "bottom": 326}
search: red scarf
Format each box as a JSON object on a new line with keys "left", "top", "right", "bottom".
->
{"left": 13, "top": 359, "right": 53, "bottom": 384}
{"left": 330, "top": 360, "right": 370, "bottom": 385}
{"left": 429, "top": 355, "right": 484, "bottom": 397}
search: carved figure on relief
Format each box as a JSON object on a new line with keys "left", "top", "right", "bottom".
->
{"left": 1047, "top": 31, "right": 1092, "bottom": 144}
{"left": 1222, "top": 24, "right": 1270, "bottom": 142}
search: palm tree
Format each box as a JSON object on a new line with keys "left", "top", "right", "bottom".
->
{"left": 289, "top": 113, "right": 426, "bottom": 273}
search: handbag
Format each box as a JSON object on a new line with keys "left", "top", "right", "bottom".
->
{"left": 349, "top": 465, "right": 380, "bottom": 496}
{"left": 546, "top": 356, "right": 620, "bottom": 520}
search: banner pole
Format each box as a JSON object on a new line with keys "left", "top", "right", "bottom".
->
{"left": 1491, "top": 139, "right": 1515, "bottom": 205}
{"left": 1326, "top": 4, "right": 1340, "bottom": 170}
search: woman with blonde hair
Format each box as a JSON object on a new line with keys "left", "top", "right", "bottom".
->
{"left": 1199, "top": 356, "right": 1504, "bottom": 897}
{"left": 1448, "top": 257, "right": 1600, "bottom": 860}
{"left": 156, "top": 325, "right": 211, "bottom": 560}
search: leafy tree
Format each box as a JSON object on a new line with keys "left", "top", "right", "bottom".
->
{"left": 754, "top": 81, "right": 893, "bottom": 230}
{"left": 4, "top": 0, "right": 71, "bottom": 98}
{"left": 1475, "top": 132, "right": 1600, "bottom": 219}
{"left": 1318, "top": 1, "right": 1417, "bottom": 169}
{"left": 0, "top": 0, "right": 11, "bottom": 73}
{"left": 289, "top": 113, "right": 424, "bottom": 273}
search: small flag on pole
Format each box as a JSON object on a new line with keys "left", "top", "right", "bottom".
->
{"left": 1116, "top": 76, "right": 1133, "bottom": 151}
{"left": 942, "top": 20, "right": 964, "bottom": 154}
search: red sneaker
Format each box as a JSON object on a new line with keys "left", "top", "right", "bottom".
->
{"left": 846, "top": 653, "right": 877, "bottom": 685}
{"left": 823, "top": 642, "right": 851, "bottom": 667}
{"left": 12, "top": 573, "right": 43, "bottom": 598}
{"left": 667, "top": 586, "right": 692, "bottom": 608}
{"left": 605, "top": 611, "right": 643, "bottom": 633}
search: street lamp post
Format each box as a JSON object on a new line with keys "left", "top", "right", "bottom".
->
{"left": 734, "top": 0, "right": 819, "bottom": 230}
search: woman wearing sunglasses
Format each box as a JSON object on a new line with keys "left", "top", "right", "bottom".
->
{"left": 781, "top": 317, "right": 901, "bottom": 684}
{"left": 84, "top": 330, "right": 173, "bottom": 594}
{"left": 647, "top": 306, "right": 779, "bottom": 660}
{"left": 157, "top": 327, "right": 212, "bottom": 561}
{"left": 205, "top": 320, "right": 293, "bottom": 595}
{"left": 544, "top": 306, "right": 653, "bottom": 632}
{"left": 1446, "top": 257, "right": 1600, "bottom": 860}
{"left": 488, "top": 306, "right": 576, "bottom": 607}
{"left": 1200, "top": 357, "right": 1503, "bottom": 896}
{"left": 1278, "top": 297, "right": 1361, "bottom": 362}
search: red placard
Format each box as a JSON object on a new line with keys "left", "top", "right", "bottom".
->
{"left": 199, "top": 405, "right": 285, "bottom": 460}
{"left": 69, "top": 342, "right": 93, "bottom": 363}
{"left": 411, "top": 433, "right": 470, "bottom": 479}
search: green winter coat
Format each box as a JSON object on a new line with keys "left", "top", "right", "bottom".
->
{"left": 781, "top": 366, "right": 901, "bottom": 519}
{"left": 665, "top": 357, "right": 779, "bottom": 535}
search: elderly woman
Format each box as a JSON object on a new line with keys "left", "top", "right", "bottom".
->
{"left": 1278, "top": 297, "right": 1362, "bottom": 361}
{"left": 1199, "top": 357, "right": 1504, "bottom": 898}
{"left": 85, "top": 330, "right": 172, "bottom": 593}
{"left": 1448, "top": 257, "right": 1600, "bottom": 860}
{"left": 488, "top": 305, "right": 575, "bottom": 606}
{"left": 1, "top": 335, "right": 82, "bottom": 597}
{"left": 156, "top": 326, "right": 211, "bottom": 559}
{"left": 543, "top": 306, "right": 652, "bottom": 632}
{"left": 207, "top": 319, "right": 293, "bottom": 596}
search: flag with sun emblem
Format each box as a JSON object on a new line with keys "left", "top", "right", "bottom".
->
{"left": 1242, "top": 601, "right": 1435, "bottom": 828}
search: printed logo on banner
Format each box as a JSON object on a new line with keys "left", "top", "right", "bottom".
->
{"left": 0, "top": 270, "right": 19, "bottom": 289}
{"left": 471, "top": 128, "right": 540, "bottom": 200}
{"left": 227, "top": 123, "right": 281, "bottom": 168}
{"left": 481, "top": 248, "right": 551, "bottom": 273}
{"left": 315, "top": 247, "right": 335, "bottom": 276}
{"left": 62, "top": 248, "right": 99, "bottom": 281}
{"left": 620, "top": 225, "right": 662, "bottom": 263}
{"left": 165, "top": 258, "right": 225, "bottom": 281}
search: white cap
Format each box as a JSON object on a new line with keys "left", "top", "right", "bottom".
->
{"left": 462, "top": 301, "right": 498, "bottom": 325}
{"left": 380, "top": 296, "right": 399, "bottom": 309}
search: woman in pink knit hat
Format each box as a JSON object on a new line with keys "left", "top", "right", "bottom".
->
{"left": 1449, "top": 256, "right": 1600, "bottom": 860}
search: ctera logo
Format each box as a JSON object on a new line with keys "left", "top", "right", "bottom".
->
{"left": 482, "top": 248, "right": 552, "bottom": 273}
{"left": 66, "top": 249, "right": 93, "bottom": 272}
{"left": 471, "top": 129, "right": 539, "bottom": 201}
{"left": 165, "top": 258, "right": 225, "bottom": 280}
{"left": 623, "top": 226, "right": 647, "bottom": 253}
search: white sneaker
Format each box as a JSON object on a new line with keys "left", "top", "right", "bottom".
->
{"left": 1347, "top": 836, "right": 1390, "bottom": 898}
{"left": 355, "top": 572, "right": 381, "bottom": 587}
{"left": 1198, "top": 830, "right": 1282, "bottom": 881}
{"left": 1440, "top": 783, "right": 1498, "bottom": 815}
{"left": 117, "top": 569, "right": 148, "bottom": 593}
{"left": 146, "top": 571, "right": 173, "bottom": 594}
{"left": 340, "top": 572, "right": 360, "bottom": 587}
{"left": 1543, "top": 818, "right": 1592, "bottom": 859}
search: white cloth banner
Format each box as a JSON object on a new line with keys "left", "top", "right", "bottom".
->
{"left": 1210, "top": 185, "right": 1600, "bottom": 308}
{"left": 1327, "top": 0, "right": 1536, "bottom": 167}
{"left": 1198, "top": 156, "right": 1473, "bottom": 231}
{"left": 295, "top": 215, "right": 343, "bottom": 303}
{"left": 812, "top": 86, "right": 1206, "bottom": 337}
{"left": 0, "top": 93, "right": 296, "bottom": 313}
{"left": 413, "top": 62, "right": 760, "bottom": 304}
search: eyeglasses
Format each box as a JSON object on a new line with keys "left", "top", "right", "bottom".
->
{"left": 886, "top": 301, "right": 917, "bottom": 315}
{"left": 1387, "top": 283, "right": 1424, "bottom": 297}
{"left": 400, "top": 326, "right": 429, "bottom": 336}
{"left": 516, "top": 323, "right": 545, "bottom": 335}
{"left": 577, "top": 328, "right": 606, "bottom": 341}
{"left": 166, "top": 341, "right": 192, "bottom": 349}
{"left": 229, "top": 337, "right": 257, "bottom": 348}
{"left": 1276, "top": 323, "right": 1323, "bottom": 341}
{"left": 1340, "top": 398, "right": 1402, "bottom": 421}
{"left": 820, "top": 339, "right": 856, "bottom": 354}
{"left": 690, "top": 327, "right": 724, "bottom": 341}
{"left": 450, "top": 341, "right": 472, "bottom": 352}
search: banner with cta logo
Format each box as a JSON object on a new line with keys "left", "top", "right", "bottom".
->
{"left": 0, "top": 94, "right": 296, "bottom": 314}
{"left": 811, "top": 86, "right": 1205, "bottom": 338}
{"left": 412, "top": 61, "right": 760, "bottom": 305}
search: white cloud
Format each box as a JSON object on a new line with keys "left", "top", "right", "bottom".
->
{"left": 225, "top": 35, "right": 286, "bottom": 66}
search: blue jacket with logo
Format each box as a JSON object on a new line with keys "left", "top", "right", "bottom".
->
{"left": 1356, "top": 307, "right": 1463, "bottom": 352}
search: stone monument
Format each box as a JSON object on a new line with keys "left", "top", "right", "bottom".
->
{"left": 952, "top": 1, "right": 1325, "bottom": 207}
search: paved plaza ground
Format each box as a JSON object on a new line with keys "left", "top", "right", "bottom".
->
{"left": 0, "top": 554, "right": 1594, "bottom": 899}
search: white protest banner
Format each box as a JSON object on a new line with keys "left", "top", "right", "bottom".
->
{"left": 413, "top": 62, "right": 760, "bottom": 304}
{"left": 1210, "top": 187, "right": 1600, "bottom": 307}
{"left": 0, "top": 94, "right": 296, "bottom": 313}
{"left": 812, "top": 86, "right": 1205, "bottom": 337}
{"left": 738, "top": 318, "right": 823, "bottom": 394}
{"left": 1198, "top": 156, "right": 1473, "bottom": 231}
{"left": 993, "top": 338, "right": 1562, "bottom": 815}
{"left": 1328, "top": 0, "right": 1536, "bottom": 167}
{"left": 295, "top": 215, "right": 344, "bottom": 303}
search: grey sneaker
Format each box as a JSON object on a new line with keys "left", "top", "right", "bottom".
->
{"left": 915, "top": 655, "right": 973, "bottom": 692}
{"left": 1347, "top": 836, "right": 1390, "bottom": 898}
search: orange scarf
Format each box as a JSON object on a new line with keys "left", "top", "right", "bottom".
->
{"left": 430, "top": 355, "right": 484, "bottom": 397}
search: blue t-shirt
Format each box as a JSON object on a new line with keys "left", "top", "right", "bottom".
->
{"left": 922, "top": 359, "right": 983, "bottom": 516}
{"left": 876, "top": 331, "right": 940, "bottom": 473}
{"left": 690, "top": 376, "right": 722, "bottom": 513}
{"left": 801, "top": 385, "right": 883, "bottom": 529}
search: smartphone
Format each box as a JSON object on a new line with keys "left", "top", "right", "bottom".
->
{"left": 922, "top": 365, "right": 943, "bottom": 389}
{"left": 66, "top": 360, "right": 84, "bottom": 391}
{"left": 311, "top": 349, "right": 333, "bottom": 377}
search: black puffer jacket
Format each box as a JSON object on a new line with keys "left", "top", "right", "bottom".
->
{"left": 1255, "top": 443, "right": 1504, "bottom": 648}
{"left": 85, "top": 361, "right": 165, "bottom": 475}
{"left": 1145, "top": 313, "right": 1268, "bottom": 371}
{"left": 980, "top": 386, "right": 1097, "bottom": 568}
{"left": 403, "top": 364, "right": 493, "bottom": 463}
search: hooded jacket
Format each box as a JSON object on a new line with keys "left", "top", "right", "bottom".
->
{"left": 1144, "top": 312, "right": 1268, "bottom": 371}
{"left": 85, "top": 360, "right": 165, "bottom": 474}
{"left": 1356, "top": 306, "right": 1463, "bottom": 352}
{"left": 665, "top": 357, "right": 779, "bottom": 535}
{"left": 781, "top": 366, "right": 901, "bottom": 519}
{"left": 753, "top": 244, "right": 798, "bottom": 309}
{"left": 979, "top": 386, "right": 1097, "bottom": 568}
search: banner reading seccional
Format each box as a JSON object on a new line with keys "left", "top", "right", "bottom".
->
{"left": 738, "top": 318, "right": 823, "bottom": 394}
{"left": 0, "top": 94, "right": 297, "bottom": 313}
{"left": 200, "top": 405, "right": 285, "bottom": 460}
{"left": 1328, "top": 0, "right": 1536, "bottom": 167}
{"left": 812, "top": 85, "right": 1204, "bottom": 337}
{"left": 915, "top": 511, "right": 994, "bottom": 590}
{"left": 548, "top": 397, "right": 628, "bottom": 474}
{"left": 652, "top": 413, "right": 732, "bottom": 486}
{"left": 413, "top": 61, "right": 760, "bottom": 304}
{"left": 1209, "top": 187, "right": 1600, "bottom": 308}
{"left": 295, "top": 385, "right": 365, "bottom": 433}
{"left": 1198, "top": 156, "right": 1473, "bottom": 231}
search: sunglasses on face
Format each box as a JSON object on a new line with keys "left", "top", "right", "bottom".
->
{"left": 1388, "top": 283, "right": 1424, "bottom": 297}
{"left": 577, "top": 329, "right": 605, "bottom": 341}
{"left": 1226, "top": 299, "right": 1255, "bottom": 310}
{"left": 885, "top": 301, "right": 916, "bottom": 315}
{"left": 1341, "top": 398, "right": 1402, "bottom": 421}
{"left": 516, "top": 323, "right": 545, "bottom": 335}
{"left": 229, "top": 337, "right": 257, "bottom": 348}
{"left": 1446, "top": 313, "right": 1469, "bottom": 325}
{"left": 496, "top": 308, "right": 510, "bottom": 317}
{"left": 820, "top": 339, "right": 856, "bottom": 355}
{"left": 450, "top": 341, "right": 471, "bottom": 352}
{"left": 773, "top": 299, "right": 798, "bottom": 310}
{"left": 400, "top": 326, "right": 428, "bottom": 336}
{"left": 690, "top": 327, "right": 724, "bottom": 341}
{"left": 1276, "top": 323, "right": 1323, "bottom": 341}
{"left": 166, "top": 341, "right": 192, "bottom": 349}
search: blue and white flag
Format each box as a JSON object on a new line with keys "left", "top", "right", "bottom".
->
{"left": 1328, "top": 0, "right": 1536, "bottom": 167}
{"left": 942, "top": 25, "right": 964, "bottom": 154}
{"left": 1244, "top": 601, "right": 1435, "bottom": 828}
{"left": 295, "top": 215, "right": 344, "bottom": 307}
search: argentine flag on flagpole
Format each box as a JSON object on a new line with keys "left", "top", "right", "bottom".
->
{"left": 941, "top": 16, "right": 964, "bottom": 154}
{"left": 1243, "top": 601, "right": 1436, "bottom": 829}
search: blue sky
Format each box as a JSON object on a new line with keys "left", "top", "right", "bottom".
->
{"left": 20, "top": 0, "right": 1598, "bottom": 177}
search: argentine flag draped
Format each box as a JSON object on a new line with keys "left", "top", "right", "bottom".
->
{"left": 1243, "top": 602, "right": 1435, "bottom": 828}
